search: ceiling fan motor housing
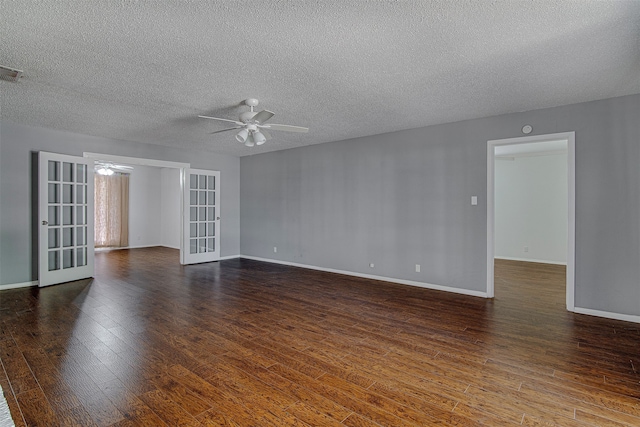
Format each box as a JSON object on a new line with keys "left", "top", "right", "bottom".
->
{"left": 240, "top": 111, "right": 257, "bottom": 123}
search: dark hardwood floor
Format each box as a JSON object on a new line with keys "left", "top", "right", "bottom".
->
{"left": 1, "top": 248, "right": 639, "bottom": 426}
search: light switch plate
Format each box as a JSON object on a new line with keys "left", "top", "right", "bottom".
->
{"left": 471, "top": 196, "right": 478, "bottom": 205}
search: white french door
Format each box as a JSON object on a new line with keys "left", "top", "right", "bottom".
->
{"left": 181, "top": 168, "right": 220, "bottom": 265}
{"left": 39, "top": 152, "right": 94, "bottom": 287}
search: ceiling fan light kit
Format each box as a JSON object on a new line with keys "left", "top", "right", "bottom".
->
{"left": 235, "top": 128, "right": 249, "bottom": 143}
{"left": 94, "top": 161, "right": 134, "bottom": 175}
{"left": 254, "top": 131, "right": 266, "bottom": 145}
{"left": 199, "top": 98, "right": 308, "bottom": 148}
{"left": 96, "top": 167, "right": 114, "bottom": 176}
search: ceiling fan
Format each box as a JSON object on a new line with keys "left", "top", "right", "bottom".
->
{"left": 94, "top": 161, "right": 134, "bottom": 175}
{"left": 198, "top": 98, "right": 309, "bottom": 147}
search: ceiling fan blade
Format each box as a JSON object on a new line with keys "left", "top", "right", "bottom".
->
{"left": 198, "top": 115, "right": 243, "bottom": 126}
{"left": 261, "top": 130, "right": 272, "bottom": 140}
{"left": 208, "top": 127, "right": 241, "bottom": 135}
{"left": 264, "top": 124, "right": 309, "bottom": 133}
{"left": 252, "top": 109, "right": 275, "bottom": 124}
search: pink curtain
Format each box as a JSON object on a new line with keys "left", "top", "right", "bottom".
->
{"left": 94, "top": 173, "right": 129, "bottom": 248}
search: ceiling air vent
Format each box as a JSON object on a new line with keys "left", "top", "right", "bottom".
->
{"left": 0, "top": 65, "right": 24, "bottom": 82}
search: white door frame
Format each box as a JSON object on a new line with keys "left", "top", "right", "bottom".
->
{"left": 83, "top": 152, "right": 191, "bottom": 258}
{"left": 83, "top": 152, "right": 190, "bottom": 171}
{"left": 486, "top": 132, "right": 576, "bottom": 311}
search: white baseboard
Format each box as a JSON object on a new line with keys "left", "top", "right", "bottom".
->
{"left": 240, "top": 255, "right": 488, "bottom": 298}
{"left": 6, "top": 257, "right": 636, "bottom": 325}
{"left": 161, "top": 245, "right": 180, "bottom": 250}
{"left": 97, "top": 246, "right": 235, "bottom": 255}
{"left": 495, "top": 256, "right": 567, "bottom": 266}
{"left": 126, "top": 244, "right": 163, "bottom": 250}
{"left": 0, "top": 280, "right": 38, "bottom": 290}
{"left": 96, "top": 244, "right": 165, "bottom": 252}
{"left": 573, "top": 307, "right": 640, "bottom": 324}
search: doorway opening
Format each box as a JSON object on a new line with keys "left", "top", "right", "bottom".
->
{"left": 486, "top": 132, "right": 575, "bottom": 311}
{"left": 83, "top": 152, "right": 189, "bottom": 258}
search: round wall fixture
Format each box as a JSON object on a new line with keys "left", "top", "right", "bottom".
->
{"left": 522, "top": 125, "right": 533, "bottom": 134}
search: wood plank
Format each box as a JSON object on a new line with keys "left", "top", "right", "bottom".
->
{"left": 218, "top": 352, "right": 353, "bottom": 422}
{"left": 0, "top": 340, "right": 39, "bottom": 395}
{"left": 268, "top": 363, "right": 418, "bottom": 427}
{"left": 285, "top": 401, "right": 346, "bottom": 427}
{"left": 137, "top": 389, "right": 200, "bottom": 427}
{"left": 15, "top": 387, "right": 59, "bottom": 427}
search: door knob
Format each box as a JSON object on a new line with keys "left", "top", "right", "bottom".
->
{"left": 42, "top": 220, "right": 48, "bottom": 225}
{"left": 216, "top": 217, "right": 220, "bottom": 220}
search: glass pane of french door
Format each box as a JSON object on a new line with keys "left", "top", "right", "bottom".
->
{"left": 39, "top": 152, "right": 94, "bottom": 286}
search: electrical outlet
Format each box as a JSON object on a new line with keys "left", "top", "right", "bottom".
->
{"left": 369, "top": 263, "right": 375, "bottom": 268}
{"left": 524, "top": 246, "right": 529, "bottom": 252}
{"left": 415, "top": 264, "right": 420, "bottom": 272}
{"left": 273, "top": 246, "right": 277, "bottom": 253}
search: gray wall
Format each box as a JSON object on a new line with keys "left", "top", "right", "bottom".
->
{"left": 495, "top": 153, "right": 567, "bottom": 264}
{"left": 127, "top": 164, "right": 162, "bottom": 248}
{"left": 0, "top": 121, "right": 240, "bottom": 286}
{"left": 240, "top": 94, "right": 640, "bottom": 316}
{"left": 160, "top": 167, "right": 181, "bottom": 249}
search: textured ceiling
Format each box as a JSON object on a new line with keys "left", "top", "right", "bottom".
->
{"left": 1, "top": 1, "right": 639, "bottom": 157}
